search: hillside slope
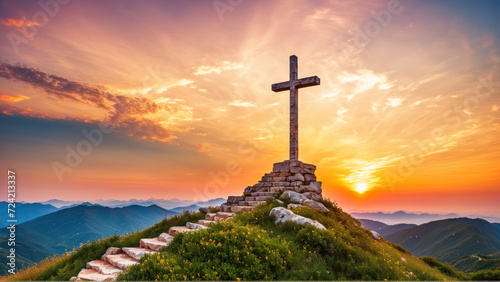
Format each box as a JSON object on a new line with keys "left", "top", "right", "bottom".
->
{"left": 386, "top": 218, "right": 500, "bottom": 263}
{"left": 3, "top": 199, "right": 465, "bottom": 281}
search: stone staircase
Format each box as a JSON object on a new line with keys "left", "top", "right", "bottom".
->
{"left": 71, "top": 211, "right": 235, "bottom": 281}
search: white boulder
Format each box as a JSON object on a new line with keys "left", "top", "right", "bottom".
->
{"left": 269, "top": 207, "right": 326, "bottom": 230}
{"left": 279, "top": 191, "right": 308, "bottom": 204}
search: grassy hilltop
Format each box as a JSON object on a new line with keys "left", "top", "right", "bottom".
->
{"left": 2, "top": 199, "right": 497, "bottom": 281}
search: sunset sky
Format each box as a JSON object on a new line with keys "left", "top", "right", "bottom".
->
{"left": 0, "top": 0, "right": 499, "bottom": 216}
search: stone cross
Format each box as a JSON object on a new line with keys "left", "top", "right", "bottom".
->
{"left": 272, "top": 55, "right": 320, "bottom": 160}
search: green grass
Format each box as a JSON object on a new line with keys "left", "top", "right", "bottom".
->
{"left": 120, "top": 199, "right": 460, "bottom": 281}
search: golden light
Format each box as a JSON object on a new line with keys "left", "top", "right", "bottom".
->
{"left": 355, "top": 181, "right": 369, "bottom": 194}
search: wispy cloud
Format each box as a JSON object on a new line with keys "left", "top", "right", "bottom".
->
{"left": 228, "top": 99, "right": 256, "bottom": 107}
{"left": 194, "top": 61, "right": 243, "bottom": 75}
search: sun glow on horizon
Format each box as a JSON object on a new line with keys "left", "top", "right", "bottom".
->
{"left": 355, "top": 181, "right": 369, "bottom": 194}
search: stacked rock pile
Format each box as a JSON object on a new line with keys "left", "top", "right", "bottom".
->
{"left": 221, "top": 160, "right": 327, "bottom": 213}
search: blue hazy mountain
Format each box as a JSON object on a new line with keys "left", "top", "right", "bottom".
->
{"left": 0, "top": 203, "right": 179, "bottom": 275}
{"left": 0, "top": 202, "right": 59, "bottom": 227}
{"left": 358, "top": 219, "right": 417, "bottom": 237}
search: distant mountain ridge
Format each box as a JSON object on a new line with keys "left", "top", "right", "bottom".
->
{"left": 0, "top": 202, "right": 58, "bottom": 227}
{"left": 32, "top": 197, "right": 227, "bottom": 210}
{"left": 358, "top": 219, "right": 417, "bottom": 237}
{"left": 351, "top": 210, "right": 500, "bottom": 225}
{"left": 385, "top": 218, "right": 500, "bottom": 263}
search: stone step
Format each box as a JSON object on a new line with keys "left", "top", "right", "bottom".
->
{"left": 244, "top": 196, "right": 274, "bottom": 201}
{"left": 76, "top": 268, "right": 118, "bottom": 281}
{"left": 86, "top": 260, "right": 123, "bottom": 275}
{"left": 140, "top": 238, "right": 169, "bottom": 251}
{"left": 158, "top": 232, "right": 174, "bottom": 243}
{"left": 205, "top": 213, "right": 217, "bottom": 220}
{"left": 198, "top": 219, "right": 215, "bottom": 227}
{"left": 221, "top": 205, "right": 255, "bottom": 213}
{"left": 169, "top": 226, "right": 196, "bottom": 236}
{"left": 105, "top": 253, "right": 139, "bottom": 269}
{"left": 238, "top": 200, "right": 266, "bottom": 206}
{"left": 215, "top": 211, "right": 235, "bottom": 219}
{"left": 186, "top": 222, "right": 208, "bottom": 230}
{"left": 122, "top": 247, "right": 157, "bottom": 260}
{"left": 250, "top": 192, "right": 278, "bottom": 197}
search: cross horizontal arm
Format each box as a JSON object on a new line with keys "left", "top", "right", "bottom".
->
{"left": 295, "top": 76, "right": 320, "bottom": 89}
{"left": 271, "top": 75, "right": 321, "bottom": 92}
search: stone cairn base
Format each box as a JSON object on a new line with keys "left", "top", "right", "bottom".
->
{"left": 221, "top": 160, "right": 323, "bottom": 213}
{"left": 71, "top": 160, "right": 324, "bottom": 281}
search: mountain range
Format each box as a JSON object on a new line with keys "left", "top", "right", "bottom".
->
{"left": 358, "top": 219, "right": 417, "bottom": 237}
{"left": 350, "top": 211, "right": 500, "bottom": 225}
{"left": 385, "top": 218, "right": 500, "bottom": 264}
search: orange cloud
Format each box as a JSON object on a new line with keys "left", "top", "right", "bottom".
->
{"left": 0, "top": 17, "right": 40, "bottom": 28}
{"left": 195, "top": 143, "right": 211, "bottom": 153}
{"left": 0, "top": 93, "right": 30, "bottom": 103}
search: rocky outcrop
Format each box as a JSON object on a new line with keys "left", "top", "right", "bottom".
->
{"left": 269, "top": 207, "right": 326, "bottom": 230}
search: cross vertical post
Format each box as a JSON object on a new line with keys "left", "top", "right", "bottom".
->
{"left": 289, "top": 56, "right": 299, "bottom": 160}
{"left": 272, "top": 55, "right": 320, "bottom": 161}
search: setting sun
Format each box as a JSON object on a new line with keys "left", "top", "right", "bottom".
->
{"left": 355, "top": 182, "right": 369, "bottom": 194}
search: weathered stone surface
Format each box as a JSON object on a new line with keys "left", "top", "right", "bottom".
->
{"left": 198, "top": 219, "right": 214, "bottom": 227}
{"left": 227, "top": 196, "right": 245, "bottom": 204}
{"left": 186, "top": 222, "right": 208, "bottom": 230}
{"left": 216, "top": 212, "right": 235, "bottom": 219}
{"left": 140, "top": 238, "right": 168, "bottom": 251}
{"left": 284, "top": 186, "right": 304, "bottom": 193}
{"left": 289, "top": 181, "right": 303, "bottom": 187}
{"left": 104, "top": 247, "right": 122, "bottom": 255}
{"left": 302, "top": 192, "right": 323, "bottom": 201}
{"left": 279, "top": 172, "right": 292, "bottom": 177}
{"left": 304, "top": 173, "right": 317, "bottom": 182}
{"left": 255, "top": 196, "right": 274, "bottom": 201}
{"left": 271, "top": 181, "right": 289, "bottom": 187}
{"left": 287, "top": 203, "right": 302, "bottom": 209}
{"left": 205, "top": 213, "right": 217, "bottom": 221}
{"left": 169, "top": 226, "right": 196, "bottom": 236}
{"left": 76, "top": 268, "right": 118, "bottom": 281}
{"left": 199, "top": 207, "right": 211, "bottom": 214}
{"left": 274, "top": 199, "right": 284, "bottom": 205}
{"left": 302, "top": 199, "right": 329, "bottom": 213}
{"left": 371, "top": 231, "right": 380, "bottom": 240}
{"left": 122, "top": 247, "right": 157, "bottom": 260}
{"left": 269, "top": 187, "right": 281, "bottom": 193}
{"left": 105, "top": 253, "right": 139, "bottom": 269}
{"left": 290, "top": 166, "right": 306, "bottom": 174}
{"left": 289, "top": 173, "right": 305, "bottom": 181}
{"left": 86, "top": 260, "right": 123, "bottom": 275}
{"left": 269, "top": 207, "right": 325, "bottom": 230}
{"left": 251, "top": 192, "right": 278, "bottom": 197}
{"left": 159, "top": 233, "right": 174, "bottom": 243}
{"left": 301, "top": 181, "right": 322, "bottom": 194}
{"left": 272, "top": 176, "right": 287, "bottom": 182}
{"left": 261, "top": 176, "right": 273, "bottom": 182}
{"left": 279, "top": 191, "right": 308, "bottom": 204}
